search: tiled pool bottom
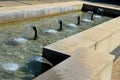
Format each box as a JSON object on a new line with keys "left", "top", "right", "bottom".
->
{"left": 111, "top": 46, "right": 120, "bottom": 80}
{"left": 0, "top": 11, "right": 113, "bottom": 80}
{"left": 111, "top": 46, "right": 120, "bottom": 61}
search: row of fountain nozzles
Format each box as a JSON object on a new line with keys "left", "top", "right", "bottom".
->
{"left": 28, "top": 9, "right": 104, "bottom": 40}
{"left": 86, "top": 8, "right": 104, "bottom": 20}
{"left": 57, "top": 8, "right": 104, "bottom": 31}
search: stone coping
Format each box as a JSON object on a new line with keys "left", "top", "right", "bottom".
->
{"left": 0, "top": 1, "right": 83, "bottom": 24}
{"left": 44, "top": 33, "right": 96, "bottom": 55}
{"left": 93, "top": 17, "right": 120, "bottom": 33}
{"left": 34, "top": 48, "right": 115, "bottom": 80}
{"left": 0, "top": 1, "right": 119, "bottom": 24}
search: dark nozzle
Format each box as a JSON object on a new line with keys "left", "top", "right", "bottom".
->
{"left": 97, "top": 8, "right": 104, "bottom": 16}
{"left": 91, "top": 13, "right": 94, "bottom": 20}
{"left": 88, "top": 11, "right": 94, "bottom": 20}
{"left": 57, "top": 20, "right": 63, "bottom": 31}
{"left": 32, "top": 26, "right": 38, "bottom": 40}
{"left": 90, "top": 12, "right": 94, "bottom": 20}
{"left": 76, "top": 16, "right": 80, "bottom": 25}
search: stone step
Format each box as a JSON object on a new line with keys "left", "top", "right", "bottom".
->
{"left": 34, "top": 48, "right": 115, "bottom": 80}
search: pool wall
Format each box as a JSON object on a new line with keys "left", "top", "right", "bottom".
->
{"left": 82, "top": 4, "right": 120, "bottom": 17}
{"left": 0, "top": 1, "right": 120, "bottom": 80}
{"left": 0, "top": 1, "right": 82, "bottom": 24}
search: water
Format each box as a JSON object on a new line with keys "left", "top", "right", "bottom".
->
{"left": 14, "top": 38, "right": 28, "bottom": 44}
{"left": 65, "top": 23, "right": 78, "bottom": 28}
{"left": 94, "top": 15, "right": 102, "bottom": 19}
{"left": 42, "top": 29, "right": 58, "bottom": 34}
{"left": 82, "top": 18, "right": 93, "bottom": 23}
{"left": 0, "top": 11, "right": 113, "bottom": 80}
{"left": 1, "top": 62, "right": 20, "bottom": 71}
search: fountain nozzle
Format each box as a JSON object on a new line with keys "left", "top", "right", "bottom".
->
{"left": 73, "top": 14, "right": 80, "bottom": 25}
{"left": 87, "top": 11, "right": 94, "bottom": 20}
{"left": 31, "top": 25, "right": 38, "bottom": 40}
{"left": 76, "top": 15, "right": 80, "bottom": 25}
{"left": 57, "top": 20, "right": 63, "bottom": 31}
{"left": 97, "top": 8, "right": 104, "bottom": 16}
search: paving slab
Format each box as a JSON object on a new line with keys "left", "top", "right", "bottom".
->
{"left": 112, "top": 57, "right": 120, "bottom": 80}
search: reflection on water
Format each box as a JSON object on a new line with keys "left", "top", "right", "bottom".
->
{"left": 0, "top": 11, "right": 113, "bottom": 80}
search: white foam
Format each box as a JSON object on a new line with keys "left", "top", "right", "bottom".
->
{"left": 28, "top": 56, "right": 43, "bottom": 63}
{"left": 2, "top": 62, "right": 19, "bottom": 71}
{"left": 45, "top": 29, "right": 58, "bottom": 34}
{"left": 27, "top": 56, "right": 53, "bottom": 66}
{"left": 82, "top": 18, "right": 92, "bottom": 23}
{"left": 14, "top": 38, "right": 28, "bottom": 44}
{"left": 94, "top": 15, "right": 102, "bottom": 19}
{"left": 66, "top": 23, "right": 78, "bottom": 28}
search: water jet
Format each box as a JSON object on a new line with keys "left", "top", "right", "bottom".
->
{"left": 57, "top": 19, "right": 63, "bottom": 31}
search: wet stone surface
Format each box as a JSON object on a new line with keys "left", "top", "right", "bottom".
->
{"left": 0, "top": 11, "right": 113, "bottom": 80}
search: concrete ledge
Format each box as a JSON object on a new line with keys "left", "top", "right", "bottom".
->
{"left": 0, "top": 1, "right": 83, "bottom": 24}
{"left": 43, "top": 34, "right": 95, "bottom": 65}
{"left": 80, "top": 26, "right": 111, "bottom": 54}
{"left": 34, "top": 48, "right": 115, "bottom": 80}
{"left": 44, "top": 33, "right": 95, "bottom": 54}
{"left": 92, "top": 17, "right": 120, "bottom": 52}
{"left": 0, "top": 1, "right": 120, "bottom": 24}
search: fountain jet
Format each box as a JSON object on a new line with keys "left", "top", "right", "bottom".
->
{"left": 31, "top": 25, "right": 38, "bottom": 40}
{"left": 57, "top": 19, "right": 63, "bottom": 31}
{"left": 20, "top": 55, "right": 53, "bottom": 77}
{"left": 29, "top": 25, "right": 38, "bottom": 40}
{"left": 72, "top": 14, "right": 81, "bottom": 25}
{"left": 97, "top": 8, "right": 104, "bottom": 16}
{"left": 76, "top": 15, "right": 80, "bottom": 25}
{"left": 87, "top": 11, "right": 94, "bottom": 20}
{"left": 65, "top": 14, "right": 80, "bottom": 28}
{"left": 82, "top": 11, "right": 94, "bottom": 23}
{"left": 94, "top": 8, "right": 104, "bottom": 19}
